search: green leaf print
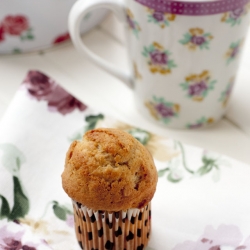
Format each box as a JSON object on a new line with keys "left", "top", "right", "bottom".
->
{"left": 0, "top": 143, "right": 26, "bottom": 176}
{"left": 0, "top": 144, "right": 29, "bottom": 220}
{"left": 196, "top": 164, "right": 213, "bottom": 176}
{"left": 68, "top": 114, "right": 104, "bottom": 141}
{"left": 9, "top": 176, "right": 29, "bottom": 220}
{"left": 158, "top": 142, "right": 229, "bottom": 183}
{"left": 12, "top": 48, "right": 22, "bottom": 54}
{"left": 53, "top": 204, "right": 67, "bottom": 221}
{"left": 158, "top": 168, "right": 169, "bottom": 177}
{"left": 0, "top": 195, "right": 10, "bottom": 219}
{"left": 85, "top": 114, "right": 104, "bottom": 131}
{"left": 127, "top": 128, "right": 151, "bottom": 146}
{"left": 167, "top": 172, "right": 182, "bottom": 183}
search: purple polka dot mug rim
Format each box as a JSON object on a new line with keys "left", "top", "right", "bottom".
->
{"left": 135, "top": 0, "right": 250, "bottom": 16}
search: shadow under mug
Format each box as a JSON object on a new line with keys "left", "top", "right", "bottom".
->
{"left": 69, "top": 0, "right": 250, "bottom": 129}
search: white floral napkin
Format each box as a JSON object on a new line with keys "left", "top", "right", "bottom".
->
{"left": 0, "top": 71, "right": 250, "bottom": 250}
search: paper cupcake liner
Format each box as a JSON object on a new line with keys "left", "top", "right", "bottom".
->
{"left": 73, "top": 200, "right": 151, "bottom": 250}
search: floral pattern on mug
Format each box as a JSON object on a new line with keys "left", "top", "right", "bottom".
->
{"left": 133, "top": 62, "right": 142, "bottom": 80}
{"left": 0, "top": 15, "right": 34, "bottom": 42}
{"left": 180, "top": 70, "right": 217, "bottom": 102}
{"left": 219, "top": 77, "right": 235, "bottom": 107}
{"left": 145, "top": 96, "right": 180, "bottom": 124}
{"left": 146, "top": 7, "right": 176, "bottom": 28}
{"left": 142, "top": 42, "right": 176, "bottom": 74}
{"left": 186, "top": 117, "right": 214, "bottom": 129}
{"left": 53, "top": 32, "right": 70, "bottom": 44}
{"left": 126, "top": 9, "right": 141, "bottom": 38}
{"left": 179, "top": 28, "right": 213, "bottom": 50}
{"left": 221, "top": 3, "right": 250, "bottom": 26}
{"left": 225, "top": 39, "right": 244, "bottom": 65}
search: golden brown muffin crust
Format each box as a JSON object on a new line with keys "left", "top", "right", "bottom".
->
{"left": 61, "top": 128, "right": 158, "bottom": 211}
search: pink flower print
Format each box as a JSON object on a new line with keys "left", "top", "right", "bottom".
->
{"left": 53, "top": 32, "right": 70, "bottom": 44}
{"left": 152, "top": 11, "right": 165, "bottom": 22}
{"left": 150, "top": 50, "right": 168, "bottom": 65}
{"left": 191, "top": 35, "right": 206, "bottom": 46}
{"left": 241, "top": 236, "right": 250, "bottom": 249}
{"left": 0, "top": 25, "right": 5, "bottom": 42}
{"left": 155, "top": 103, "right": 174, "bottom": 118}
{"left": 2, "top": 15, "right": 29, "bottom": 36}
{"left": 66, "top": 214, "right": 74, "bottom": 228}
{"left": 47, "top": 85, "right": 87, "bottom": 115}
{"left": 0, "top": 224, "right": 36, "bottom": 250}
{"left": 22, "top": 71, "right": 55, "bottom": 100}
{"left": 173, "top": 224, "right": 248, "bottom": 250}
{"left": 189, "top": 81, "right": 208, "bottom": 96}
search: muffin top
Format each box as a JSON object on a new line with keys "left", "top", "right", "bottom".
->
{"left": 61, "top": 128, "right": 158, "bottom": 211}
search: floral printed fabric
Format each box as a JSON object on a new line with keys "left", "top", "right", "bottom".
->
{"left": 0, "top": 71, "right": 250, "bottom": 250}
{"left": 0, "top": 220, "right": 51, "bottom": 250}
{"left": 22, "top": 71, "right": 87, "bottom": 115}
{"left": 173, "top": 225, "right": 250, "bottom": 250}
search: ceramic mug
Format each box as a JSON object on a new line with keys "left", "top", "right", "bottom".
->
{"left": 69, "top": 0, "right": 250, "bottom": 129}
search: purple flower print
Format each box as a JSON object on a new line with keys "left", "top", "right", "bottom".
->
{"left": 0, "top": 224, "right": 37, "bottom": 250}
{"left": 189, "top": 81, "right": 207, "bottom": 96}
{"left": 150, "top": 50, "right": 168, "bottom": 65}
{"left": 152, "top": 11, "right": 164, "bottom": 22}
{"left": 231, "top": 46, "right": 239, "bottom": 58}
{"left": 191, "top": 35, "right": 206, "bottom": 46}
{"left": 22, "top": 71, "right": 87, "bottom": 115}
{"left": 230, "top": 7, "right": 244, "bottom": 20}
{"left": 126, "top": 15, "right": 135, "bottom": 30}
{"left": 47, "top": 85, "right": 87, "bottom": 115}
{"left": 155, "top": 103, "right": 174, "bottom": 118}
{"left": 173, "top": 224, "right": 250, "bottom": 250}
{"left": 22, "top": 71, "right": 55, "bottom": 100}
{"left": 189, "top": 123, "right": 203, "bottom": 129}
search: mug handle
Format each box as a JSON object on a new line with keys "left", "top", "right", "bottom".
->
{"left": 69, "top": 0, "right": 134, "bottom": 89}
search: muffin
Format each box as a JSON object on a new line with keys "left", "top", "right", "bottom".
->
{"left": 62, "top": 128, "right": 158, "bottom": 250}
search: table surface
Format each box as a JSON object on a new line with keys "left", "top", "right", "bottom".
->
{"left": 0, "top": 14, "right": 250, "bottom": 165}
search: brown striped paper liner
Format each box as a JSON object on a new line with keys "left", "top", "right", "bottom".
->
{"left": 73, "top": 200, "right": 151, "bottom": 250}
